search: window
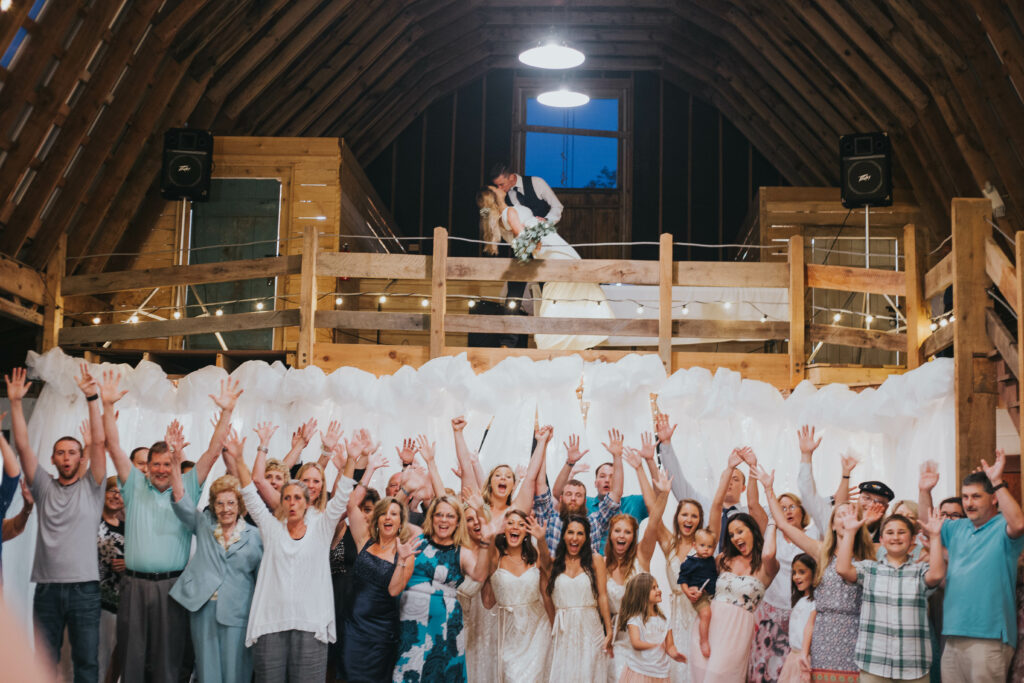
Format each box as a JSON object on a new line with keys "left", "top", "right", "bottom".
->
{"left": 521, "top": 95, "right": 623, "bottom": 189}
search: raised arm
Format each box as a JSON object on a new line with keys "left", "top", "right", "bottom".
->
{"left": 195, "top": 378, "right": 243, "bottom": 485}
{"left": 4, "top": 368, "right": 37, "bottom": 484}
{"left": 709, "top": 450, "right": 742, "bottom": 545}
{"left": 282, "top": 419, "right": 316, "bottom": 470}
{"left": 389, "top": 535, "right": 422, "bottom": 596}
{"left": 634, "top": 433, "right": 659, "bottom": 510}
{"left": 623, "top": 446, "right": 655, "bottom": 511}
{"left": 72, "top": 364, "right": 107, "bottom": 485}
{"left": 513, "top": 424, "right": 552, "bottom": 508}
{"left": 917, "top": 460, "right": 939, "bottom": 523}
{"left": 593, "top": 554, "right": 614, "bottom": 655}
{"left": 639, "top": 469, "right": 672, "bottom": 569}
{"left": 316, "top": 420, "right": 343, "bottom": 471}
{"left": 1, "top": 479, "right": 32, "bottom": 541}
{"left": 796, "top": 425, "right": 831, "bottom": 532}
{"left": 655, "top": 413, "right": 709, "bottom": 510}
{"left": 760, "top": 519, "right": 780, "bottom": 581}
{"left": 0, "top": 416, "right": 20, "bottom": 479}
{"left": 461, "top": 510, "right": 500, "bottom": 582}
{"left": 250, "top": 421, "right": 276, "bottom": 488}
{"left": 451, "top": 417, "right": 483, "bottom": 494}
{"left": 415, "top": 435, "right": 445, "bottom": 499}
{"left": 526, "top": 513, "right": 552, "bottom": 571}
{"left": 98, "top": 370, "right": 132, "bottom": 484}
{"left": 921, "top": 514, "right": 947, "bottom": 587}
{"left": 833, "top": 451, "right": 859, "bottom": 507}
{"left": 348, "top": 450, "right": 389, "bottom": 550}
{"left": 834, "top": 506, "right": 863, "bottom": 583}
{"left": 166, "top": 420, "right": 188, "bottom": 503}
{"left": 752, "top": 464, "right": 820, "bottom": 557}
{"left": 982, "top": 450, "right": 1024, "bottom": 538}
{"left": 552, "top": 435, "right": 589, "bottom": 500}
{"left": 604, "top": 429, "right": 624, "bottom": 503}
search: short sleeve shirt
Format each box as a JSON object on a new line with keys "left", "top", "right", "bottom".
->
{"left": 587, "top": 493, "right": 647, "bottom": 554}
{"left": 31, "top": 471, "right": 105, "bottom": 583}
{"left": 120, "top": 467, "right": 200, "bottom": 573}
{"left": 941, "top": 513, "right": 1024, "bottom": 646}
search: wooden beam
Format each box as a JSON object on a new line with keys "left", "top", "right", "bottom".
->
{"left": 430, "top": 226, "right": 448, "bottom": 359}
{"left": 296, "top": 229, "right": 319, "bottom": 368}
{"left": 789, "top": 234, "right": 805, "bottom": 387}
{"left": 921, "top": 320, "right": 955, "bottom": 358}
{"left": 952, "top": 198, "right": 997, "bottom": 485}
{"left": 659, "top": 233, "right": 673, "bottom": 371}
{"left": 0, "top": 296, "right": 43, "bottom": 326}
{"left": 444, "top": 314, "right": 658, "bottom": 337}
{"left": 675, "top": 261, "right": 788, "bottom": 288}
{"left": 806, "top": 263, "right": 907, "bottom": 297}
{"left": 42, "top": 234, "right": 65, "bottom": 352}
{"left": 903, "top": 225, "right": 930, "bottom": 369}
{"left": 986, "top": 308, "right": 1019, "bottom": 381}
{"left": 924, "top": 252, "right": 953, "bottom": 300}
{"left": 985, "top": 236, "right": 1019, "bottom": 314}
{"left": 807, "top": 323, "right": 907, "bottom": 352}
{"left": 63, "top": 256, "right": 302, "bottom": 297}
{"left": 316, "top": 310, "right": 428, "bottom": 332}
{"left": 317, "top": 253, "right": 429, "bottom": 280}
{"left": 58, "top": 309, "right": 300, "bottom": 345}
{"left": 805, "top": 364, "right": 906, "bottom": 388}
{"left": 0, "top": 252, "right": 46, "bottom": 305}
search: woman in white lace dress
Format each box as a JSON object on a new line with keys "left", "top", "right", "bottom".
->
{"left": 459, "top": 503, "right": 500, "bottom": 682}
{"left": 476, "top": 186, "right": 614, "bottom": 350}
{"left": 605, "top": 513, "right": 647, "bottom": 682}
{"left": 482, "top": 509, "right": 553, "bottom": 682}
{"left": 546, "top": 515, "right": 613, "bottom": 682}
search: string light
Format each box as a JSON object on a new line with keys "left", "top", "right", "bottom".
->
{"left": 128, "top": 315, "right": 139, "bottom": 324}
{"left": 173, "top": 310, "right": 182, "bottom": 319}
{"left": 335, "top": 297, "right": 343, "bottom": 305}
{"left": 507, "top": 300, "right": 517, "bottom": 310}
{"left": 760, "top": 314, "right": 768, "bottom": 323}
{"left": 255, "top": 301, "right": 265, "bottom": 310}
{"left": 378, "top": 295, "right": 387, "bottom": 304}
{"left": 723, "top": 301, "right": 732, "bottom": 310}
{"left": 91, "top": 317, "right": 101, "bottom": 325}
{"left": 215, "top": 309, "right": 223, "bottom": 316}
{"left": 421, "top": 298, "right": 429, "bottom": 307}
{"left": 949, "top": 314, "right": 956, "bottom": 323}
{"left": 865, "top": 314, "right": 874, "bottom": 325}
{"left": 832, "top": 312, "right": 842, "bottom": 322}
{"left": 636, "top": 305, "right": 645, "bottom": 315}
{"left": 939, "top": 317, "right": 948, "bottom": 327}
{"left": 681, "top": 304, "right": 689, "bottom": 315}
{"left": 467, "top": 299, "right": 477, "bottom": 308}
{"left": 930, "top": 321, "right": 938, "bottom": 331}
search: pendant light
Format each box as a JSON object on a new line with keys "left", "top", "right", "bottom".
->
{"left": 518, "top": 42, "right": 585, "bottom": 70}
{"left": 537, "top": 87, "right": 590, "bottom": 108}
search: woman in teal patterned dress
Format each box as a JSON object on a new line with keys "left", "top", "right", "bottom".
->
{"left": 392, "top": 494, "right": 493, "bottom": 682}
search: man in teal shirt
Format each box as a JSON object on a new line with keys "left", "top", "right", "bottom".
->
{"left": 102, "top": 370, "right": 242, "bottom": 683}
{"left": 940, "top": 450, "right": 1024, "bottom": 682}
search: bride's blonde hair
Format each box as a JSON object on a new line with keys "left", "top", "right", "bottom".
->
{"left": 476, "top": 187, "right": 502, "bottom": 255}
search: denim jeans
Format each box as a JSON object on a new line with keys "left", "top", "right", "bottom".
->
{"left": 34, "top": 581, "right": 100, "bottom": 683}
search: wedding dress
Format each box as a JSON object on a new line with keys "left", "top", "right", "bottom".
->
{"left": 667, "top": 552, "right": 697, "bottom": 683}
{"left": 548, "top": 572, "right": 609, "bottom": 682}
{"left": 489, "top": 566, "right": 550, "bottom": 682}
{"left": 458, "top": 576, "right": 500, "bottom": 683}
{"left": 499, "top": 204, "right": 615, "bottom": 350}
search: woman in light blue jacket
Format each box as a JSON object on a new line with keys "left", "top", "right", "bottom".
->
{"left": 170, "top": 469, "right": 263, "bottom": 683}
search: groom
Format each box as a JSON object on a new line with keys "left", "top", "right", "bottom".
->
{"left": 489, "top": 162, "right": 563, "bottom": 225}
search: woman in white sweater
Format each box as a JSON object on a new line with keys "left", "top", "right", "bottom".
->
{"left": 222, "top": 431, "right": 360, "bottom": 682}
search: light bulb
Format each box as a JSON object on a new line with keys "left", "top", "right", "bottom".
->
{"left": 378, "top": 295, "right": 387, "bottom": 304}
{"left": 508, "top": 300, "right": 517, "bottom": 310}
{"left": 833, "top": 312, "right": 842, "bottom": 322}
{"left": 949, "top": 314, "right": 956, "bottom": 323}
{"left": 128, "top": 315, "right": 138, "bottom": 324}
{"left": 636, "top": 305, "right": 644, "bottom": 315}
{"left": 421, "top": 298, "right": 429, "bottom": 307}
{"left": 215, "top": 309, "right": 223, "bottom": 316}
{"left": 723, "top": 301, "right": 732, "bottom": 309}
{"left": 91, "top": 317, "right": 101, "bottom": 325}
{"left": 0, "top": 0, "right": 11, "bottom": 11}
{"left": 939, "top": 317, "right": 948, "bottom": 327}
{"left": 681, "top": 304, "right": 689, "bottom": 315}
{"left": 865, "top": 314, "right": 874, "bottom": 325}
{"left": 173, "top": 310, "right": 181, "bottom": 319}
{"left": 467, "top": 299, "right": 476, "bottom": 309}
{"left": 335, "top": 297, "right": 343, "bottom": 306}
{"left": 930, "top": 321, "right": 938, "bottom": 331}
{"left": 760, "top": 314, "right": 768, "bottom": 323}
{"left": 256, "top": 301, "right": 264, "bottom": 310}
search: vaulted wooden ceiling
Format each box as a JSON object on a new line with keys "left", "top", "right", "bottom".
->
{"left": 0, "top": 0, "right": 1021, "bottom": 277}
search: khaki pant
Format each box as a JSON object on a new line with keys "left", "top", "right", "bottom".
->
{"left": 940, "top": 636, "right": 1014, "bottom": 683}
{"left": 859, "top": 671, "right": 929, "bottom": 683}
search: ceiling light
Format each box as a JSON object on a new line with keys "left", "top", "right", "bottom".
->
{"left": 865, "top": 314, "right": 874, "bottom": 325}
{"left": 0, "top": 1, "right": 11, "bottom": 11}
{"left": 537, "top": 88, "right": 590, "bottom": 108}
{"left": 128, "top": 315, "right": 138, "bottom": 324}
{"left": 723, "top": 301, "right": 732, "bottom": 310}
{"left": 519, "top": 43, "right": 585, "bottom": 70}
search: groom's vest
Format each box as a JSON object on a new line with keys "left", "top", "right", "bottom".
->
{"left": 506, "top": 175, "right": 552, "bottom": 219}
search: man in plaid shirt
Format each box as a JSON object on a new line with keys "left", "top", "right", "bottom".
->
{"left": 533, "top": 429, "right": 624, "bottom": 556}
{"left": 836, "top": 506, "right": 947, "bottom": 682}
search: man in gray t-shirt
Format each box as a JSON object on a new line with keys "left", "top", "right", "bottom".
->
{"left": 7, "top": 365, "right": 108, "bottom": 683}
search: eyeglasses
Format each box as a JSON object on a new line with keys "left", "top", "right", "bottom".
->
{"left": 214, "top": 499, "right": 238, "bottom": 509}
{"left": 939, "top": 511, "right": 965, "bottom": 519}
{"left": 780, "top": 505, "right": 800, "bottom": 513}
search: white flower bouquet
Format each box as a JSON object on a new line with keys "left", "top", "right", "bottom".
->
{"left": 511, "top": 219, "right": 557, "bottom": 263}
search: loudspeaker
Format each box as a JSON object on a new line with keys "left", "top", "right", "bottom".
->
{"left": 161, "top": 128, "right": 213, "bottom": 201}
{"left": 840, "top": 132, "right": 892, "bottom": 209}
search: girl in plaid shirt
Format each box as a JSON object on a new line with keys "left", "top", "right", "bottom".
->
{"left": 836, "top": 509, "right": 947, "bottom": 683}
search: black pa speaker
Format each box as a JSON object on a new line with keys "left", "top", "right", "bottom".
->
{"left": 840, "top": 132, "right": 892, "bottom": 209}
{"left": 161, "top": 128, "right": 213, "bottom": 202}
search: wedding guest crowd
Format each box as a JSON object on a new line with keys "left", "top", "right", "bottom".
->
{"left": 3, "top": 363, "right": 1024, "bottom": 683}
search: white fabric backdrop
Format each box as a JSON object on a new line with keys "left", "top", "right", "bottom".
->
{"left": 2, "top": 347, "right": 955, "bottom": 631}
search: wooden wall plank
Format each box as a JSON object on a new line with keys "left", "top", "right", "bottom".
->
{"left": 0, "top": 252, "right": 46, "bottom": 305}
{"left": 924, "top": 252, "right": 953, "bottom": 300}
{"left": 806, "top": 263, "right": 907, "bottom": 296}
{"left": 985, "top": 236, "right": 1019, "bottom": 313}
{"left": 59, "top": 309, "right": 300, "bottom": 345}
{"left": 807, "top": 323, "right": 907, "bottom": 352}
{"left": 903, "top": 224, "right": 930, "bottom": 368}
{"left": 788, "top": 233, "right": 805, "bottom": 386}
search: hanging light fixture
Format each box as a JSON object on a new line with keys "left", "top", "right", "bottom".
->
{"left": 519, "top": 42, "right": 585, "bottom": 70}
{"left": 537, "top": 87, "right": 590, "bottom": 108}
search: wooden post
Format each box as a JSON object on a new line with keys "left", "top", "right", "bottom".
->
{"left": 42, "top": 234, "right": 66, "bottom": 351}
{"left": 788, "top": 234, "right": 805, "bottom": 387}
{"left": 296, "top": 228, "right": 319, "bottom": 368}
{"left": 903, "top": 224, "right": 930, "bottom": 369}
{"left": 658, "top": 232, "right": 673, "bottom": 373}
{"left": 1016, "top": 231, "right": 1024, "bottom": 503}
{"left": 952, "top": 198, "right": 997, "bottom": 485}
{"left": 430, "top": 226, "right": 448, "bottom": 359}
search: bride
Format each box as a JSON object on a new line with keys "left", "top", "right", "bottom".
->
{"left": 476, "top": 185, "right": 614, "bottom": 350}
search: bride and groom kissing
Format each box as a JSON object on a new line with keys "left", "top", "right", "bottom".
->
{"left": 475, "top": 162, "right": 614, "bottom": 351}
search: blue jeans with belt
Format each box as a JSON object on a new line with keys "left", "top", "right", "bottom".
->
{"left": 34, "top": 581, "right": 101, "bottom": 683}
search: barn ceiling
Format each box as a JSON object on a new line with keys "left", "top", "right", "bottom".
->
{"left": 0, "top": 0, "right": 1021, "bottom": 275}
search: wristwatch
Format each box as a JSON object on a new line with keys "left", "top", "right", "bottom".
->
{"left": 993, "top": 481, "right": 1008, "bottom": 493}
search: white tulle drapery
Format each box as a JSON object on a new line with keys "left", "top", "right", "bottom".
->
{"left": 2, "top": 347, "right": 954, "bottom": 628}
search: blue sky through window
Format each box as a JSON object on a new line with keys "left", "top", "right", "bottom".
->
{"left": 525, "top": 97, "right": 618, "bottom": 188}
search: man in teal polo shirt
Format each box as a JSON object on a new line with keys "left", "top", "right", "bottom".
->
{"left": 940, "top": 449, "right": 1024, "bottom": 682}
{"left": 101, "top": 370, "right": 242, "bottom": 683}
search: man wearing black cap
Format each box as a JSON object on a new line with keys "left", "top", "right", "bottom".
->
{"left": 857, "top": 480, "right": 895, "bottom": 540}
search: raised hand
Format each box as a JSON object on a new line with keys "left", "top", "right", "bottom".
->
{"left": 78, "top": 420, "right": 91, "bottom": 449}
{"left": 835, "top": 504, "right": 863, "bottom": 533}
{"left": 451, "top": 416, "right": 467, "bottom": 432}
{"left": 330, "top": 443, "right": 348, "bottom": 472}
{"left": 525, "top": 513, "right": 547, "bottom": 540}
{"left": 840, "top": 450, "right": 860, "bottom": 477}
{"left": 514, "top": 464, "right": 526, "bottom": 481}
{"left": 727, "top": 448, "right": 744, "bottom": 470}
{"left": 568, "top": 461, "right": 590, "bottom": 480}
{"left": 450, "top": 463, "right": 463, "bottom": 479}
{"left": 415, "top": 434, "right": 435, "bottom": 463}
{"left": 74, "top": 363, "right": 97, "bottom": 397}
{"left": 797, "top": 425, "right": 822, "bottom": 455}
{"left": 4, "top": 367, "right": 32, "bottom": 401}
{"left": 254, "top": 421, "right": 278, "bottom": 446}
{"left": 365, "top": 449, "right": 389, "bottom": 474}
{"left": 223, "top": 431, "right": 245, "bottom": 465}
{"left": 19, "top": 477, "right": 34, "bottom": 507}
{"left": 397, "top": 536, "right": 423, "bottom": 562}
{"left": 918, "top": 460, "right": 939, "bottom": 492}
{"left": 602, "top": 428, "right": 624, "bottom": 458}
{"left": 396, "top": 438, "right": 417, "bottom": 467}
{"left": 210, "top": 377, "right": 243, "bottom": 412}
{"left": 535, "top": 424, "right": 553, "bottom": 444}
{"left": 750, "top": 464, "right": 775, "bottom": 492}
{"left": 921, "top": 512, "right": 943, "bottom": 537}
{"left": 652, "top": 469, "right": 673, "bottom": 496}
{"left": 862, "top": 501, "right": 886, "bottom": 527}
{"left": 622, "top": 446, "right": 643, "bottom": 470}
{"left": 737, "top": 446, "right": 757, "bottom": 468}
{"left": 639, "top": 432, "right": 656, "bottom": 461}
{"left": 298, "top": 418, "right": 318, "bottom": 447}
{"left": 320, "top": 420, "right": 344, "bottom": 452}
{"left": 165, "top": 420, "right": 187, "bottom": 465}
{"left": 655, "top": 413, "right": 676, "bottom": 444}
{"left": 563, "top": 434, "right": 588, "bottom": 465}
{"left": 981, "top": 449, "right": 1007, "bottom": 486}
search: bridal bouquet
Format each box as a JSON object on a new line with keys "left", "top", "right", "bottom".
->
{"left": 511, "top": 219, "right": 557, "bottom": 263}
